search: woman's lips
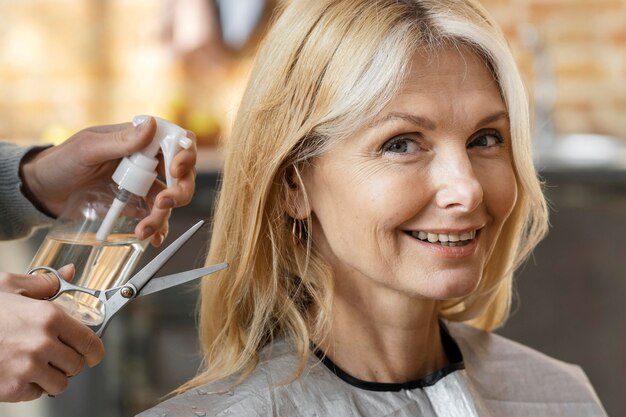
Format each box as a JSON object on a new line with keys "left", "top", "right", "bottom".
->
{"left": 404, "top": 229, "right": 481, "bottom": 257}
{"left": 407, "top": 229, "right": 477, "bottom": 246}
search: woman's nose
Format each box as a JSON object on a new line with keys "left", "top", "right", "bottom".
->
{"left": 433, "top": 153, "right": 483, "bottom": 212}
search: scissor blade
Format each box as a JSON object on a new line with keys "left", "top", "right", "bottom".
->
{"left": 126, "top": 220, "right": 205, "bottom": 292}
{"left": 137, "top": 262, "right": 228, "bottom": 297}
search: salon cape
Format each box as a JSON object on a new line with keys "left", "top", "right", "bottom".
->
{"left": 137, "top": 321, "right": 607, "bottom": 417}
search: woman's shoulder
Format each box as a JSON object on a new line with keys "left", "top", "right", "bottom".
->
{"left": 446, "top": 321, "right": 606, "bottom": 415}
{"left": 136, "top": 340, "right": 301, "bottom": 417}
{"left": 446, "top": 320, "right": 591, "bottom": 383}
{"left": 136, "top": 377, "right": 268, "bottom": 417}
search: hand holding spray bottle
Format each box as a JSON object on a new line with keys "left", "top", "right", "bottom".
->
{"left": 28, "top": 116, "right": 192, "bottom": 326}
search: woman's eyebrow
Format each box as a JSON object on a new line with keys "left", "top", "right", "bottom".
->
{"left": 475, "top": 111, "right": 509, "bottom": 129}
{"left": 369, "top": 112, "right": 436, "bottom": 130}
{"left": 369, "top": 110, "right": 509, "bottom": 130}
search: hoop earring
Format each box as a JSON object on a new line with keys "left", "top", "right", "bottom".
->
{"left": 291, "top": 218, "right": 304, "bottom": 245}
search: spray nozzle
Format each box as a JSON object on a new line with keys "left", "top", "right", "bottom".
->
{"left": 96, "top": 116, "right": 191, "bottom": 241}
{"left": 111, "top": 116, "right": 192, "bottom": 197}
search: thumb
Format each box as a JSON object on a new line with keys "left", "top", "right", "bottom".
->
{"left": 23, "top": 264, "right": 75, "bottom": 300}
{"left": 56, "top": 264, "right": 76, "bottom": 283}
{"left": 87, "top": 116, "right": 157, "bottom": 163}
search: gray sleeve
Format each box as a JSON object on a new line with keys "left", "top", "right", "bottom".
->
{"left": 0, "top": 141, "right": 55, "bottom": 240}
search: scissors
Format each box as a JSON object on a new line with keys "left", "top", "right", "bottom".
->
{"left": 27, "top": 220, "right": 227, "bottom": 338}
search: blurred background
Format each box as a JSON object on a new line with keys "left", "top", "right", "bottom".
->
{"left": 0, "top": 0, "right": 624, "bottom": 416}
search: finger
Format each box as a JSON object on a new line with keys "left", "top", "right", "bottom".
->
{"left": 173, "top": 131, "right": 197, "bottom": 166}
{"left": 155, "top": 168, "right": 196, "bottom": 210}
{"left": 32, "top": 363, "right": 70, "bottom": 397}
{"left": 80, "top": 117, "right": 157, "bottom": 165}
{"left": 82, "top": 122, "right": 131, "bottom": 134}
{"left": 57, "top": 318, "right": 105, "bottom": 368}
{"left": 174, "top": 130, "right": 198, "bottom": 177}
{"left": 12, "top": 333, "right": 72, "bottom": 399}
{"left": 12, "top": 383, "right": 44, "bottom": 402}
{"left": 152, "top": 174, "right": 177, "bottom": 209}
{"left": 136, "top": 209, "right": 171, "bottom": 247}
{"left": 25, "top": 264, "right": 75, "bottom": 299}
{"left": 137, "top": 185, "right": 170, "bottom": 244}
{"left": 133, "top": 180, "right": 168, "bottom": 239}
{"left": 155, "top": 151, "right": 166, "bottom": 178}
{"left": 3, "top": 380, "right": 45, "bottom": 402}
{"left": 0, "top": 271, "right": 59, "bottom": 299}
{"left": 150, "top": 228, "right": 168, "bottom": 247}
{"left": 170, "top": 149, "right": 197, "bottom": 180}
{"left": 146, "top": 200, "right": 172, "bottom": 230}
{"left": 47, "top": 341, "right": 86, "bottom": 377}
{"left": 155, "top": 129, "right": 196, "bottom": 180}
{"left": 56, "top": 264, "right": 76, "bottom": 283}
{"left": 185, "top": 129, "right": 197, "bottom": 142}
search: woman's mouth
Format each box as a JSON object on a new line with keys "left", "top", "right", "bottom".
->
{"left": 405, "top": 230, "right": 479, "bottom": 247}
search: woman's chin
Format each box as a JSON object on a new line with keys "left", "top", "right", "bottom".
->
{"left": 411, "top": 273, "right": 482, "bottom": 301}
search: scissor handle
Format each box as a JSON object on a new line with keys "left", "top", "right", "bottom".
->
{"left": 27, "top": 220, "right": 210, "bottom": 338}
{"left": 27, "top": 266, "right": 103, "bottom": 301}
{"left": 27, "top": 266, "right": 122, "bottom": 336}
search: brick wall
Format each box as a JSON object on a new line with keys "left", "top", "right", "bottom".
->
{"left": 0, "top": 0, "right": 625, "bottom": 144}
{"left": 0, "top": 1, "right": 178, "bottom": 144}
{"left": 483, "top": 0, "right": 626, "bottom": 138}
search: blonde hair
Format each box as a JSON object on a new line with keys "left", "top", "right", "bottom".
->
{"left": 180, "top": 0, "right": 548, "bottom": 392}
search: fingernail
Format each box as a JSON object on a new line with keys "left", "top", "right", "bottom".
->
{"left": 141, "top": 227, "right": 154, "bottom": 240}
{"left": 132, "top": 115, "right": 150, "bottom": 128}
{"left": 57, "top": 264, "right": 75, "bottom": 278}
{"left": 58, "top": 264, "right": 74, "bottom": 273}
{"left": 158, "top": 197, "right": 175, "bottom": 209}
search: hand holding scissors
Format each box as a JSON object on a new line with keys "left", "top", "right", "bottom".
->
{"left": 28, "top": 220, "right": 227, "bottom": 337}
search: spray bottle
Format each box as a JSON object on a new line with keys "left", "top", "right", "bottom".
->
{"left": 28, "top": 116, "right": 192, "bottom": 326}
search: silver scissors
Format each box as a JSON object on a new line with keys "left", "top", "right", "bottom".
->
{"left": 27, "top": 220, "right": 227, "bottom": 337}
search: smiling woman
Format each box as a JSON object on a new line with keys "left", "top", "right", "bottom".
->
{"left": 297, "top": 47, "right": 518, "bottom": 312}
{"left": 138, "top": 0, "right": 607, "bottom": 416}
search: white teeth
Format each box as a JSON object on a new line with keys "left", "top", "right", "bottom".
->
{"left": 411, "top": 230, "right": 477, "bottom": 243}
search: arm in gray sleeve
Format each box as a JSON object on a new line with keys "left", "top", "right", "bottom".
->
{"left": 0, "top": 141, "right": 54, "bottom": 240}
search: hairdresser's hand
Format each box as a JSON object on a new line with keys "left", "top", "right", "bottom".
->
{"left": 19, "top": 116, "right": 197, "bottom": 246}
{"left": 0, "top": 266, "right": 105, "bottom": 402}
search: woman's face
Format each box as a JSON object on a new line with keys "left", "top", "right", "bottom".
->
{"left": 301, "top": 47, "right": 517, "bottom": 302}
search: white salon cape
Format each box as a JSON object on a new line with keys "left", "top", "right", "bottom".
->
{"left": 137, "top": 321, "right": 607, "bottom": 417}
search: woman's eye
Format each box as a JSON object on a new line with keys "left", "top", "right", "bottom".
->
{"left": 382, "top": 137, "right": 419, "bottom": 154}
{"left": 468, "top": 130, "right": 503, "bottom": 148}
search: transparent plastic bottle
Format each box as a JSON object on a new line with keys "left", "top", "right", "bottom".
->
{"left": 28, "top": 116, "right": 191, "bottom": 326}
{"left": 28, "top": 182, "right": 150, "bottom": 325}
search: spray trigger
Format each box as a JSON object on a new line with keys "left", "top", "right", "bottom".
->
{"left": 96, "top": 116, "right": 191, "bottom": 242}
{"left": 161, "top": 132, "right": 192, "bottom": 188}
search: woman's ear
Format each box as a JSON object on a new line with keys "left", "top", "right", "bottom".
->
{"left": 284, "top": 164, "right": 310, "bottom": 219}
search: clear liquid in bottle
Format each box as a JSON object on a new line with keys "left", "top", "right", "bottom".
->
{"left": 29, "top": 232, "right": 145, "bottom": 326}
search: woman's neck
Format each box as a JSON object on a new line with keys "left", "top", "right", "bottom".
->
{"left": 313, "top": 289, "right": 448, "bottom": 384}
